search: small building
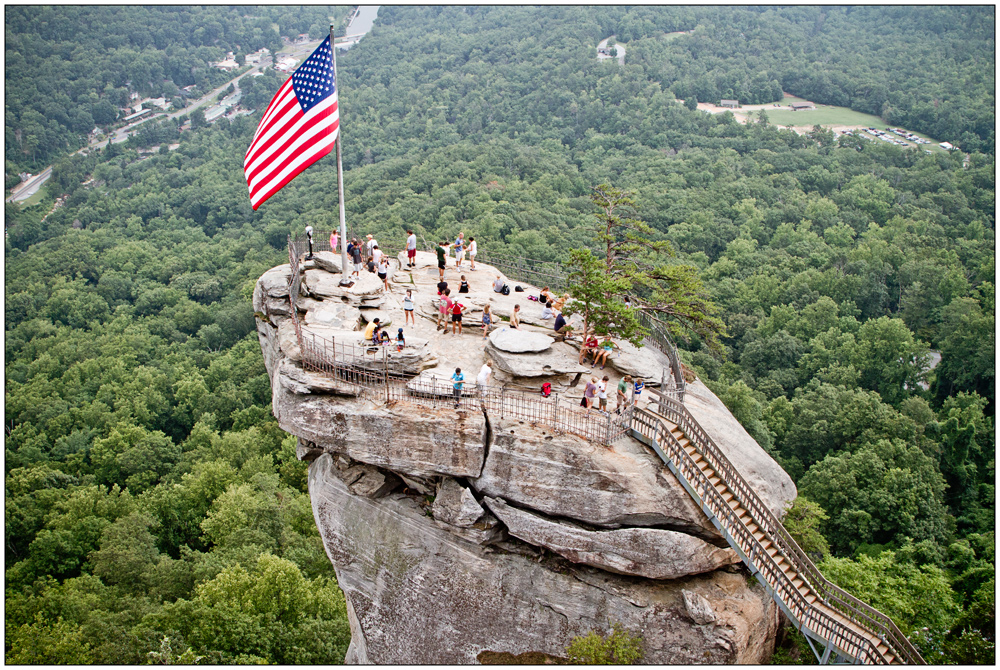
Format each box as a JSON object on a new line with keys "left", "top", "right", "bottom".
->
{"left": 791, "top": 102, "right": 815, "bottom": 110}
{"left": 719, "top": 99, "right": 739, "bottom": 108}
{"left": 123, "top": 108, "right": 152, "bottom": 123}
{"left": 245, "top": 53, "right": 261, "bottom": 64}
{"left": 214, "top": 58, "right": 239, "bottom": 71}
{"left": 939, "top": 142, "right": 954, "bottom": 150}
{"left": 296, "top": 33, "right": 310, "bottom": 43}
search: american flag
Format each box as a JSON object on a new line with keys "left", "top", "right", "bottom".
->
{"left": 244, "top": 36, "right": 339, "bottom": 210}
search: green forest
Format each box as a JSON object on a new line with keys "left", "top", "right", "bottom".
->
{"left": 5, "top": 5, "right": 994, "bottom": 664}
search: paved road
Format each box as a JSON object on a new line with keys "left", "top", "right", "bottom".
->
{"left": 6, "top": 166, "right": 52, "bottom": 203}
{"left": 9, "top": 36, "right": 340, "bottom": 202}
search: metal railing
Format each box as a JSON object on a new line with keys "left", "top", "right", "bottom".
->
{"left": 630, "top": 398, "right": 923, "bottom": 665}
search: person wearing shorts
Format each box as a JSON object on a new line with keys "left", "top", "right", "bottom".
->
{"left": 350, "top": 242, "right": 363, "bottom": 277}
{"left": 403, "top": 289, "right": 415, "bottom": 325}
{"left": 450, "top": 299, "right": 465, "bottom": 335}
{"left": 406, "top": 229, "right": 417, "bottom": 268}
{"left": 453, "top": 232, "right": 465, "bottom": 269}
{"left": 617, "top": 375, "right": 632, "bottom": 412}
{"left": 437, "top": 288, "right": 452, "bottom": 331}
{"left": 451, "top": 367, "right": 464, "bottom": 409}
{"left": 598, "top": 376, "right": 609, "bottom": 412}
{"left": 436, "top": 241, "right": 448, "bottom": 279}
{"left": 468, "top": 237, "right": 477, "bottom": 270}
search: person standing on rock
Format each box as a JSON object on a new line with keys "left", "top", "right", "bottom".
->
{"left": 453, "top": 232, "right": 465, "bottom": 269}
{"left": 481, "top": 304, "right": 494, "bottom": 339}
{"left": 437, "top": 288, "right": 452, "bottom": 331}
{"left": 633, "top": 377, "right": 645, "bottom": 404}
{"left": 365, "top": 234, "right": 378, "bottom": 258}
{"left": 477, "top": 360, "right": 492, "bottom": 392}
{"left": 349, "top": 240, "right": 363, "bottom": 278}
{"left": 598, "top": 375, "right": 609, "bottom": 413}
{"left": 372, "top": 243, "right": 383, "bottom": 266}
{"left": 450, "top": 298, "right": 466, "bottom": 335}
{"left": 406, "top": 229, "right": 417, "bottom": 268}
{"left": 468, "top": 237, "right": 478, "bottom": 270}
{"left": 378, "top": 255, "right": 391, "bottom": 291}
{"left": 583, "top": 376, "right": 598, "bottom": 412}
{"left": 436, "top": 241, "right": 448, "bottom": 280}
{"left": 617, "top": 375, "right": 632, "bottom": 412}
{"left": 330, "top": 230, "right": 338, "bottom": 254}
{"left": 403, "top": 289, "right": 415, "bottom": 325}
{"left": 451, "top": 367, "right": 465, "bottom": 409}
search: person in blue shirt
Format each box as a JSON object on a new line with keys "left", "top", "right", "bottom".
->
{"left": 451, "top": 367, "right": 465, "bottom": 408}
{"left": 633, "top": 377, "right": 645, "bottom": 403}
{"left": 453, "top": 232, "right": 466, "bottom": 269}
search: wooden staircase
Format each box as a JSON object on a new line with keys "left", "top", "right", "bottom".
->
{"left": 628, "top": 400, "right": 924, "bottom": 665}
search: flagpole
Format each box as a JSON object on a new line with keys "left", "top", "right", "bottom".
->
{"left": 331, "top": 24, "right": 351, "bottom": 286}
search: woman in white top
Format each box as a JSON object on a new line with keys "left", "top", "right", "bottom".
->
{"left": 372, "top": 245, "right": 383, "bottom": 265}
{"left": 468, "top": 237, "right": 478, "bottom": 270}
{"left": 378, "top": 256, "right": 391, "bottom": 291}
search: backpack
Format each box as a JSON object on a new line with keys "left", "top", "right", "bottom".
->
{"left": 501, "top": 284, "right": 510, "bottom": 296}
{"left": 527, "top": 295, "right": 538, "bottom": 301}
{"left": 541, "top": 382, "right": 552, "bottom": 398}
{"left": 514, "top": 285, "right": 524, "bottom": 292}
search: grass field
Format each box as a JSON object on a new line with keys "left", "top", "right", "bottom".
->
{"left": 765, "top": 106, "right": 886, "bottom": 129}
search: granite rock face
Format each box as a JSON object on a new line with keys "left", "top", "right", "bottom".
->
{"left": 311, "top": 454, "right": 781, "bottom": 665}
{"left": 255, "top": 262, "right": 794, "bottom": 664}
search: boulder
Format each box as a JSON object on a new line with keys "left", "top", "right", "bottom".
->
{"left": 485, "top": 497, "right": 738, "bottom": 580}
{"left": 471, "top": 419, "right": 720, "bottom": 538}
{"left": 433, "top": 477, "right": 485, "bottom": 527}
{"left": 303, "top": 268, "right": 384, "bottom": 303}
{"left": 303, "top": 301, "right": 362, "bottom": 329}
{"left": 277, "top": 319, "right": 302, "bottom": 361}
{"left": 358, "top": 309, "right": 392, "bottom": 329}
{"left": 608, "top": 338, "right": 675, "bottom": 382}
{"left": 308, "top": 251, "right": 343, "bottom": 274}
{"left": 682, "top": 380, "right": 796, "bottom": 518}
{"left": 310, "top": 453, "right": 780, "bottom": 664}
{"left": 254, "top": 265, "right": 293, "bottom": 317}
{"left": 485, "top": 338, "right": 591, "bottom": 378}
{"left": 273, "top": 386, "right": 487, "bottom": 479}
{"left": 488, "top": 328, "right": 554, "bottom": 353}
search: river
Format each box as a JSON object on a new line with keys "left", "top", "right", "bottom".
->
{"left": 342, "top": 5, "right": 379, "bottom": 46}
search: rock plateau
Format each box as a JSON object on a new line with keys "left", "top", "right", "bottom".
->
{"left": 255, "top": 250, "right": 796, "bottom": 663}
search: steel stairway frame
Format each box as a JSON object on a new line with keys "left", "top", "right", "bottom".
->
{"left": 627, "top": 403, "right": 925, "bottom": 665}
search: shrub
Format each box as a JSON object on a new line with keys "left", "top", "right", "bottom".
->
{"left": 566, "top": 622, "right": 643, "bottom": 664}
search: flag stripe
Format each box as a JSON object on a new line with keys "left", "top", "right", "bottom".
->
{"left": 244, "top": 87, "right": 300, "bottom": 166}
{"left": 250, "top": 129, "right": 338, "bottom": 209}
{"left": 248, "top": 79, "right": 294, "bottom": 148}
{"left": 245, "top": 97, "right": 338, "bottom": 183}
{"left": 244, "top": 98, "right": 337, "bottom": 185}
{"left": 245, "top": 36, "right": 339, "bottom": 210}
{"left": 249, "top": 112, "right": 339, "bottom": 198}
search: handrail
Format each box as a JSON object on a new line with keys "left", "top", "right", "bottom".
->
{"left": 634, "top": 399, "right": 923, "bottom": 665}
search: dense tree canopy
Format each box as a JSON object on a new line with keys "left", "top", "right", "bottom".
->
{"left": 5, "top": 5, "right": 994, "bottom": 665}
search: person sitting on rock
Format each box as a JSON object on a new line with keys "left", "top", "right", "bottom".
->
{"left": 379, "top": 329, "right": 391, "bottom": 346}
{"left": 553, "top": 312, "right": 573, "bottom": 341}
{"left": 395, "top": 328, "right": 405, "bottom": 351}
{"left": 364, "top": 317, "right": 381, "bottom": 342}
{"left": 458, "top": 275, "right": 470, "bottom": 293}
{"left": 580, "top": 330, "right": 599, "bottom": 364}
{"left": 366, "top": 255, "right": 376, "bottom": 273}
{"left": 493, "top": 275, "right": 505, "bottom": 293}
{"left": 510, "top": 304, "right": 521, "bottom": 330}
{"left": 592, "top": 335, "right": 617, "bottom": 370}
{"left": 540, "top": 303, "right": 554, "bottom": 320}
{"left": 539, "top": 286, "right": 553, "bottom": 304}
